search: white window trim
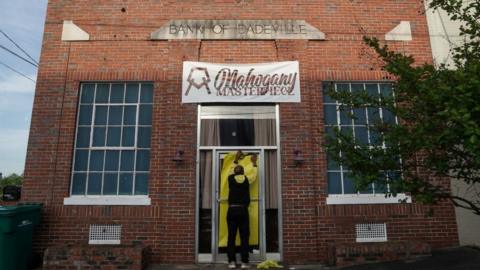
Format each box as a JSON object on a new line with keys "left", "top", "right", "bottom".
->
{"left": 326, "top": 193, "right": 411, "bottom": 205}
{"left": 64, "top": 195, "right": 151, "bottom": 205}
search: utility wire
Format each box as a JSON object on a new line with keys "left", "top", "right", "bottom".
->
{"left": 0, "top": 44, "right": 38, "bottom": 67}
{"left": 0, "top": 61, "right": 36, "bottom": 83}
{"left": 0, "top": 29, "right": 39, "bottom": 65}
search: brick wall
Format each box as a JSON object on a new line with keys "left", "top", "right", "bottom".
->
{"left": 43, "top": 245, "right": 148, "bottom": 270}
{"left": 330, "top": 241, "right": 431, "bottom": 267}
{"left": 21, "top": 0, "right": 458, "bottom": 265}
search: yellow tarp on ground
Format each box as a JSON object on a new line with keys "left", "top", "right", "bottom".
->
{"left": 218, "top": 152, "right": 259, "bottom": 247}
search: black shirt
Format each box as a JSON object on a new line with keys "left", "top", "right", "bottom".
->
{"left": 228, "top": 174, "right": 250, "bottom": 206}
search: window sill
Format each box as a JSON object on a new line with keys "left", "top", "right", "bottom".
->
{"left": 326, "top": 194, "right": 411, "bottom": 205}
{"left": 64, "top": 196, "right": 151, "bottom": 205}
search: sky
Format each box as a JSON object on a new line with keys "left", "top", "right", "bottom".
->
{"left": 0, "top": 0, "right": 48, "bottom": 176}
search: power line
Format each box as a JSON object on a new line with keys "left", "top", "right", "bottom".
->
{"left": 0, "top": 44, "right": 38, "bottom": 67}
{"left": 0, "top": 61, "right": 36, "bottom": 83}
{"left": 0, "top": 30, "right": 39, "bottom": 65}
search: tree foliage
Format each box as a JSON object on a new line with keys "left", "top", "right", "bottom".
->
{"left": 325, "top": 0, "right": 480, "bottom": 214}
{"left": 0, "top": 173, "right": 23, "bottom": 196}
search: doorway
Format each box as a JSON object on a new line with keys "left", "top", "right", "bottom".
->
{"left": 196, "top": 105, "right": 281, "bottom": 263}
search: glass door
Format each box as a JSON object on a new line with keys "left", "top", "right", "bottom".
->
{"left": 213, "top": 149, "right": 265, "bottom": 263}
{"left": 196, "top": 105, "right": 281, "bottom": 263}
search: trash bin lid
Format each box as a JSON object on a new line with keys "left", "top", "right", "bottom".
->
{"left": 0, "top": 204, "right": 42, "bottom": 217}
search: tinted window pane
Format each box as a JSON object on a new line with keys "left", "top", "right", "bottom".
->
{"left": 135, "top": 173, "right": 149, "bottom": 195}
{"left": 110, "top": 83, "right": 125, "bottom": 103}
{"left": 380, "top": 84, "right": 393, "bottom": 97}
{"left": 92, "top": 127, "right": 106, "bottom": 146}
{"left": 355, "top": 126, "right": 368, "bottom": 145}
{"left": 322, "top": 82, "right": 336, "bottom": 103}
{"left": 327, "top": 156, "right": 339, "bottom": 170}
{"left": 327, "top": 172, "right": 342, "bottom": 194}
{"left": 375, "top": 178, "right": 388, "bottom": 194}
{"left": 74, "top": 150, "right": 89, "bottom": 171}
{"left": 95, "top": 84, "right": 110, "bottom": 103}
{"left": 366, "top": 83, "right": 379, "bottom": 97}
{"left": 336, "top": 83, "right": 349, "bottom": 93}
{"left": 94, "top": 106, "right": 108, "bottom": 125}
{"left": 76, "top": 127, "right": 91, "bottom": 147}
{"left": 105, "top": 150, "right": 120, "bottom": 171}
{"left": 219, "top": 119, "right": 255, "bottom": 146}
{"left": 123, "top": 106, "right": 137, "bottom": 125}
{"left": 382, "top": 108, "right": 396, "bottom": 124}
{"left": 353, "top": 107, "right": 367, "bottom": 125}
{"left": 340, "top": 126, "right": 353, "bottom": 137}
{"left": 325, "top": 126, "right": 336, "bottom": 139}
{"left": 369, "top": 129, "right": 382, "bottom": 146}
{"left": 136, "top": 150, "right": 150, "bottom": 171}
{"left": 119, "top": 173, "right": 133, "bottom": 195}
{"left": 339, "top": 106, "right": 351, "bottom": 125}
{"left": 359, "top": 183, "right": 374, "bottom": 194}
{"left": 87, "top": 173, "right": 102, "bottom": 195}
{"left": 125, "top": 83, "right": 139, "bottom": 103}
{"left": 387, "top": 170, "right": 402, "bottom": 181}
{"left": 367, "top": 107, "right": 381, "bottom": 123}
{"left": 71, "top": 173, "right": 87, "bottom": 195}
{"left": 122, "top": 127, "right": 135, "bottom": 147}
{"left": 351, "top": 83, "right": 364, "bottom": 93}
{"left": 139, "top": 105, "right": 152, "bottom": 125}
{"left": 120, "top": 151, "right": 135, "bottom": 171}
{"left": 103, "top": 173, "right": 118, "bottom": 195}
{"left": 78, "top": 105, "right": 93, "bottom": 125}
{"left": 137, "top": 127, "right": 151, "bottom": 148}
{"left": 343, "top": 174, "right": 357, "bottom": 194}
{"left": 324, "top": 105, "right": 337, "bottom": 125}
{"left": 108, "top": 106, "right": 123, "bottom": 125}
{"left": 89, "top": 150, "right": 105, "bottom": 171}
{"left": 140, "top": 83, "right": 153, "bottom": 103}
{"left": 106, "top": 127, "right": 121, "bottom": 146}
{"left": 81, "top": 84, "right": 95, "bottom": 103}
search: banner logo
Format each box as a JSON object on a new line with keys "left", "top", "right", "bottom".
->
{"left": 185, "top": 67, "right": 211, "bottom": 96}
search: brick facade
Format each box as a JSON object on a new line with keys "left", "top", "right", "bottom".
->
{"left": 18, "top": 0, "right": 458, "bottom": 266}
{"left": 43, "top": 245, "right": 148, "bottom": 270}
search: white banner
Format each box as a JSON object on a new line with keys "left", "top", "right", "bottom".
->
{"left": 182, "top": 61, "right": 301, "bottom": 103}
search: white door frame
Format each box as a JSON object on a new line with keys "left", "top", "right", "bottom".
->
{"left": 195, "top": 105, "right": 283, "bottom": 263}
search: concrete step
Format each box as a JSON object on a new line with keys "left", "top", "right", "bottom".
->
{"left": 146, "top": 263, "right": 327, "bottom": 270}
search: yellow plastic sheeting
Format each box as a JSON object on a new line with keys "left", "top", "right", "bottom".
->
{"left": 218, "top": 152, "right": 259, "bottom": 247}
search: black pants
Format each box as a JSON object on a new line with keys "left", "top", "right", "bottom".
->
{"left": 227, "top": 206, "right": 249, "bottom": 263}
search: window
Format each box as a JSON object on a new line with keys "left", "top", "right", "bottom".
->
{"left": 323, "top": 82, "right": 410, "bottom": 204}
{"left": 66, "top": 82, "right": 153, "bottom": 205}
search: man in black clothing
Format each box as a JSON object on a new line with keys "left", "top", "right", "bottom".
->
{"left": 227, "top": 164, "right": 250, "bottom": 269}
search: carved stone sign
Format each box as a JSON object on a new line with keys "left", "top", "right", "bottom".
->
{"left": 151, "top": 20, "right": 325, "bottom": 40}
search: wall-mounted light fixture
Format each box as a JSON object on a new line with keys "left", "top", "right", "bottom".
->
{"left": 172, "top": 149, "right": 184, "bottom": 163}
{"left": 293, "top": 149, "right": 304, "bottom": 167}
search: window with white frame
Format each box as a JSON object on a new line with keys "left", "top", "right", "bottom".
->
{"left": 323, "top": 82, "right": 403, "bottom": 197}
{"left": 70, "top": 82, "right": 153, "bottom": 196}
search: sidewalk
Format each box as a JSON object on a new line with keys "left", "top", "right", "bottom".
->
{"left": 341, "top": 246, "right": 480, "bottom": 270}
{"left": 146, "top": 246, "right": 480, "bottom": 270}
{"left": 146, "top": 263, "right": 328, "bottom": 270}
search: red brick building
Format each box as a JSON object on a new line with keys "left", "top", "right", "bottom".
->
{"left": 20, "top": 0, "right": 458, "bottom": 267}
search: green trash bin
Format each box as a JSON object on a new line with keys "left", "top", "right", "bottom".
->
{"left": 0, "top": 203, "right": 42, "bottom": 270}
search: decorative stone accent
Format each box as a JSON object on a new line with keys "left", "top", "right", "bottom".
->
{"left": 61, "top": 21, "right": 90, "bottom": 41}
{"left": 43, "top": 245, "right": 149, "bottom": 270}
{"left": 385, "top": 21, "right": 412, "bottom": 41}
{"left": 328, "top": 241, "right": 431, "bottom": 267}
